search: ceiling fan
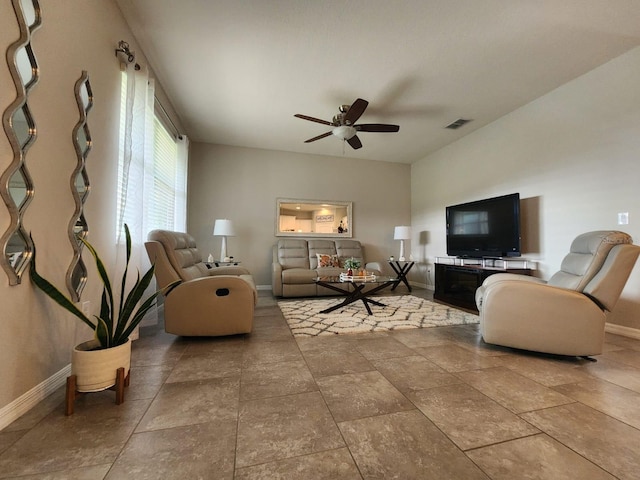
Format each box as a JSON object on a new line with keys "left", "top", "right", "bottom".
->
{"left": 294, "top": 98, "right": 400, "bottom": 150}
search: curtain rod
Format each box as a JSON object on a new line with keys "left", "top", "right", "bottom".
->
{"left": 154, "top": 96, "right": 183, "bottom": 140}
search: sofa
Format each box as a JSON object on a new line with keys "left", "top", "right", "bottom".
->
{"left": 272, "top": 238, "right": 382, "bottom": 297}
{"left": 145, "top": 229, "right": 257, "bottom": 336}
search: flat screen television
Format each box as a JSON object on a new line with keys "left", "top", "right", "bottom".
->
{"left": 446, "top": 193, "right": 521, "bottom": 258}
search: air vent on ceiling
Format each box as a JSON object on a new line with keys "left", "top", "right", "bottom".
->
{"left": 445, "top": 118, "right": 472, "bottom": 130}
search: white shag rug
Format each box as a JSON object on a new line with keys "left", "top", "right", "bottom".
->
{"left": 278, "top": 295, "right": 479, "bottom": 337}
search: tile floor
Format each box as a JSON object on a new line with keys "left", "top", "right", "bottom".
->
{"left": 2, "top": 289, "right": 640, "bottom": 479}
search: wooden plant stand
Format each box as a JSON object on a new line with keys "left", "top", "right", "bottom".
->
{"left": 65, "top": 368, "right": 131, "bottom": 416}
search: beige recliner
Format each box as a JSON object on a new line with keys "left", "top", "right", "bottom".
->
{"left": 476, "top": 231, "right": 640, "bottom": 356}
{"left": 145, "top": 230, "right": 256, "bottom": 336}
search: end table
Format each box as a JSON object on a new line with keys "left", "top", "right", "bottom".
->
{"left": 206, "top": 260, "right": 241, "bottom": 268}
{"left": 388, "top": 260, "right": 415, "bottom": 292}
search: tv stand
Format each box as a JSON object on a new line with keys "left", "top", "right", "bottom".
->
{"left": 434, "top": 257, "right": 535, "bottom": 312}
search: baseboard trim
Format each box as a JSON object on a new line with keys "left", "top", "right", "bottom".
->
{"left": 408, "top": 281, "right": 434, "bottom": 291}
{"left": 605, "top": 323, "right": 640, "bottom": 340}
{"left": 0, "top": 364, "right": 71, "bottom": 431}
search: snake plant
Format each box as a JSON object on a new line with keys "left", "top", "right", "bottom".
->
{"left": 30, "top": 224, "right": 176, "bottom": 349}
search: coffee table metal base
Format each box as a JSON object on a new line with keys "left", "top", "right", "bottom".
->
{"left": 315, "top": 279, "right": 395, "bottom": 315}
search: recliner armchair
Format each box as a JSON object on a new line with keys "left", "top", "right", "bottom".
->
{"left": 145, "top": 229, "right": 256, "bottom": 336}
{"left": 475, "top": 231, "right": 640, "bottom": 356}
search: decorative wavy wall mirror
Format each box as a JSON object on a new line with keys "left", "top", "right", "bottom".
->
{"left": 276, "top": 198, "right": 352, "bottom": 238}
{"left": 1, "top": 0, "right": 41, "bottom": 285}
{"left": 66, "top": 71, "right": 92, "bottom": 301}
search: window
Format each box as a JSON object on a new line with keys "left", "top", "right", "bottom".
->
{"left": 116, "top": 70, "right": 187, "bottom": 242}
{"left": 149, "top": 115, "right": 185, "bottom": 231}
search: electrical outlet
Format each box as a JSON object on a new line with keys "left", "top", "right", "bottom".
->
{"left": 81, "top": 301, "right": 90, "bottom": 317}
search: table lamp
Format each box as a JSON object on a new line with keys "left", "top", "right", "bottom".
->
{"left": 394, "top": 226, "right": 411, "bottom": 261}
{"left": 213, "top": 219, "right": 235, "bottom": 261}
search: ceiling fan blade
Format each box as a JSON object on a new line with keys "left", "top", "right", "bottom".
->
{"left": 355, "top": 123, "right": 400, "bottom": 133}
{"left": 347, "top": 135, "right": 362, "bottom": 149}
{"left": 344, "top": 98, "right": 368, "bottom": 125}
{"left": 304, "top": 131, "right": 333, "bottom": 143}
{"left": 294, "top": 114, "right": 332, "bottom": 126}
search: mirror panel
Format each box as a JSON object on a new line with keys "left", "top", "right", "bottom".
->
{"left": 9, "top": 171, "right": 28, "bottom": 207}
{"left": 15, "top": 47, "right": 34, "bottom": 86}
{"left": 6, "top": 232, "right": 28, "bottom": 271}
{"left": 11, "top": 106, "right": 33, "bottom": 148}
{"left": 66, "top": 71, "right": 92, "bottom": 301}
{"left": 276, "top": 198, "right": 352, "bottom": 238}
{"left": 20, "top": 0, "right": 37, "bottom": 26}
{"left": 1, "top": 0, "right": 41, "bottom": 285}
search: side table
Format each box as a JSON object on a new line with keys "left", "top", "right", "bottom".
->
{"left": 206, "top": 260, "right": 241, "bottom": 268}
{"left": 388, "top": 260, "right": 415, "bottom": 292}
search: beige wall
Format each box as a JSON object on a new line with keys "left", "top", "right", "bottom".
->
{"left": 187, "top": 144, "right": 412, "bottom": 286}
{"left": 0, "top": 1, "right": 181, "bottom": 413}
{"left": 411, "top": 46, "right": 640, "bottom": 329}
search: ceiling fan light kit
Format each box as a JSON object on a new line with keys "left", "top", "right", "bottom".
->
{"left": 332, "top": 125, "right": 357, "bottom": 140}
{"left": 295, "top": 98, "right": 399, "bottom": 150}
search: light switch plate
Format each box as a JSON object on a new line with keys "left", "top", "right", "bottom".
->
{"left": 618, "top": 212, "right": 629, "bottom": 225}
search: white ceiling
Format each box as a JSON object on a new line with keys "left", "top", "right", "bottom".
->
{"left": 117, "top": 0, "right": 640, "bottom": 164}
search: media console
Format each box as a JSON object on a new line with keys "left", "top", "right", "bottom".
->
{"left": 434, "top": 257, "right": 536, "bottom": 312}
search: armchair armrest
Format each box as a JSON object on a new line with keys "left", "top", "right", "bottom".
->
{"left": 208, "top": 265, "right": 250, "bottom": 276}
{"left": 164, "top": 275, "right": 255, "bottom": 336}
{"left": 481, "top": 280, "right": 606, "bottom": 355}
{"left": 272, "top": 261, "right": 283, "bottom": 296}
{"left": 365, "top": 261, "right": 382, "bottom": 274}
{"left": 482, "top": 272, "right": 546, "bottom": 288}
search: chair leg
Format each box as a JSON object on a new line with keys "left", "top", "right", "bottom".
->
{"left": 580, "top": 356, "right": 597, "bottom": 362}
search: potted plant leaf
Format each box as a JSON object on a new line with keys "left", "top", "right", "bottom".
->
{"left": 343, "top": 257, "right": 361, "bottom": 276}
{"left": 30, "top": 224, "right": 178, "bottom": 393}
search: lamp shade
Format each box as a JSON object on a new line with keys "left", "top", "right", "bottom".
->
{"left": 394, "top": 226, "right": 411, "bottom": 240}
{"left": 213, "top": 219, "right": 235, "bottom": 237}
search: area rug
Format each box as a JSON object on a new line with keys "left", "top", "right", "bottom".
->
{"left": 278, "top": 295, "right": 479, "bottom": 337}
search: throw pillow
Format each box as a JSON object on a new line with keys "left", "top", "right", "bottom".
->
{"left": 316, "top": 253, "right": 340, "bottom": 268}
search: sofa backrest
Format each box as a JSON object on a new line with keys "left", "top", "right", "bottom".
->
{"left": 308, "top": 240, "right": 338, "bottom": 268}
{"left": 548, "top": 231, "right": 633, "bottom": 292}
{"left": 276, "top": 239, "right": 311, "bottom": 269}
{"left": 146, "top": 230, "right": 209, "bottom": 282}
{"left": 582, "top": 243, "right": 640, "bottom": 311}
{"left": 276, "top": 238, "right": 365, "bottom": 270}
{"left": 335, "top": 240, "right": 365, "bottom": 266}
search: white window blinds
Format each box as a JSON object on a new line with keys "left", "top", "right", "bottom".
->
{"left": 116, "top": 70, "right": 187, "bottom": 240}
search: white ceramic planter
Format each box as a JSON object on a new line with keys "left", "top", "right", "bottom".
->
{"left": 71, "top": 338, "right": 131, "bottom": 392}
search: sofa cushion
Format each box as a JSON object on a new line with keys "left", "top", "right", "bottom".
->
{"left": 314, "top": 267, "right": 343, "bottom": 276}
{"left": 282, "top": 268, "right": 319, "bottom": 285}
